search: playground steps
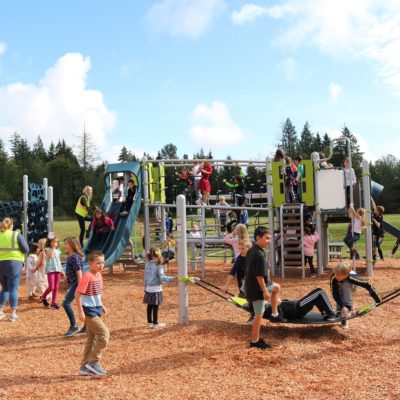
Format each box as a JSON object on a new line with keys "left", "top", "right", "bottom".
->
{"left": 280, "top": 203, "right": 305, "bottom": 279}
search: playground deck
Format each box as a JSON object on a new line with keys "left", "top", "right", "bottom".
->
{"left": 1, "top": 260, "right": 399, "bottom": 400}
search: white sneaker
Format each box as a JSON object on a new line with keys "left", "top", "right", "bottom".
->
{"left": 147, "top": 323, "right": 154, "bottom": 328}
{"left": 195, "top": 199, "right": 201, "bottom": 205}
{"left": 152, "top": 322, "right": 166, "bottom": 329}
{"left": 311, "top": 273, "right": 317, "bottom": 278}
{"left": 341, "top": 320, "right": 349, "bottom": 329}
{"left": 0, "top": 311, "right": 6, "bottom": 320}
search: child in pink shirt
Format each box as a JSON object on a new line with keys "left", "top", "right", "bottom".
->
{"left": 303, "top": 225, "right": 320, "bottom": 278}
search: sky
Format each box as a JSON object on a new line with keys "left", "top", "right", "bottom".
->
{"left": 1, "top": 0, "right": 400, "bottom": 163}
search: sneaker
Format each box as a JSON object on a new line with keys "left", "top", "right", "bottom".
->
{"left": 9, "top": 314, "right": 19, "bottom": 322}
{"left": 50, "top": 304, "right": 60, "bottom": 310}
{"left": 269, "top": 314, "right": 287, "bottom": 323}
{"left": 79, "top": 366, "right": 97, "bottom": 376}
{"left": 246, "top": 315, "right": 254, "bottom": 325}
{"left": 40, "top": 297, "right": 50, "bottom": 308}
{"left": 250, "top": 339, "right": 272, "bottom": 350}
{"left": 341, "top": 320, "right": 349, "bottom": 329}
{"left": 119, "top": 211, "right": 129, "bottom": 217}
{"left": 0, "top": 311, "right": 5, "bottom": 320}
{"left": 311, "top": 273, "right": 317, "bottom": 278}
{"left": 148, "top": 323, "right": 154, "bottom": 328}
{"left": 64, "top": 326, "right": 81, "bottom": 337}
{"left": 78, "top": 326, "right": 87, "bottom": 334}
{"left": 85, "top": 362, "right": 107, "bottom": 376}
{"left": 152, "top": 322, "right": 166, "bottom": 329}
{"left": 325, "top": 313, "right": 338, "bottom": 322}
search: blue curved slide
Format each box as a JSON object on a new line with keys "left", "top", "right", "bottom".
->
{"left": 84, "top": 162, "right": 142, "bottom": 267}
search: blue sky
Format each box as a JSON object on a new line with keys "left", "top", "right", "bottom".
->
{"left": 1, "top": 0, "right": 400, "bottom": 162}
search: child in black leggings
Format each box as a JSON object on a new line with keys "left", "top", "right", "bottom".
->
{"left": 143, "top": 247, "right": 175, "bottom": 328}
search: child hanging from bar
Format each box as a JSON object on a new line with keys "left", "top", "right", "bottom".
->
{"left": 343, "top": 204, "right": 365, "bottom": 260}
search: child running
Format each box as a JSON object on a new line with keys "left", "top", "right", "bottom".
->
{"left": 63, "top": 237, "right": 84, "bottom": 337}
{"left": 26, "top": 243, "right": 39, "bottom": 300}
{"left": 245, "top": 226, "right": 283, "bottom": 350}
{"left": 303, "top": 225, "right": 320, "bottom": 278}
{"left": 343, "top": 204, "right": 365, "bottom": 260}
{"left": 330, "top": 262, "right": 381, "bottom": 328}
{"left": 40, "top": 233, "right": 65, "bottom": 309}
{"left": 76, "top": 250, "right": 109, "bottom": 376}
{"left": 143, "top": 247, "right": 175, "bottom": 328}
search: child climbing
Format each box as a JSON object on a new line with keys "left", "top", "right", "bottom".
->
{"left": 143, "top": 247, "right": 175, "bottom": 328}
{"left": 343, "top": 205, "right": 365, "bottom": 260}
{"left": 197, "top": 160, "right": 213, "bottom": 205}
{"left": 343, "top": 158, "right": 356, "bottom": 207}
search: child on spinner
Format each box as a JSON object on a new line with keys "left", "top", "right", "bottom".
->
{"left": 40, "top": 233, "right": 65, "bottom": 309}
{"left": 303, "top": 225, "right": 320, "bottom": 278}
{"left": 143, "top": 247, "right": 175, "bottom": 328}
{"left": 26, "top": 243, "right": 39, "bottom": 300}
{"left": 224, "top": 223, "right": 250, "bottom": 260}
{"left": 63, "top": 237, "right": 84, "bottom": 338}
{"left": 343, "top": 205, "right": 365, "bottom": 260}
{"left": 330, "top": 262, "right": 381, "bottom": 328}
{"left": 76, "top": 250, "right": 109, "bottom": 377}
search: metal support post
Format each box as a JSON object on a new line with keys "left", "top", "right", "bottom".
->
{"left": 23, "top": 175, "right": 29, "bottom": 241}
{"left": 47, "top": 186, "right": 54, "bottom": 233}
{"left": 43, "top": 178, "right": 48, "bottom": 201}
{"left": 266, "top": 158, "right": 276, "bottom": 274}
{"left": 142, "top": 159, "right": 151, "bottom": 254}
{"left": 362, "top": 159, "right": 373, "bottom": 276}
{"left": 312, "top": 152, "right": 324, "bottom": 274}
{"left": 177, "top": 194, "right": 189, "bottom": 324}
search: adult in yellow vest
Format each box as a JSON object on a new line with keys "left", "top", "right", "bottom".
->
{"left": 0, "top": 218, "right": 29, "bottom": 322}
{"left": 75, "top": 186, "right": 93, "bottom": 247}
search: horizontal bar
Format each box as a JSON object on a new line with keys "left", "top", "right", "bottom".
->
{"left": 147, "top": 203, "right": 270, "bottom": 212}
{"left": 143, "top": 159, "right": 267, "bottom": 166}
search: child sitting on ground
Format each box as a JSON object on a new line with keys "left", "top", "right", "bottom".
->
{"left": 303, "top": 225, "right": 320, "bottom": 278}
{"left": 330, "top": 262, "right": 381, "bottom": 328}
{"left": 143, "top": 247, "right": 175, "bottom": 328}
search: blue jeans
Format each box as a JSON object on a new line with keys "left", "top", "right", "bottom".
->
{"left": 0, "top": 270, "right": 22, "bottom": 309}
{"left": 63, "top": 283, "right": 78, "bottom": 327}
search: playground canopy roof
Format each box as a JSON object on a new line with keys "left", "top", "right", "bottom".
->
{"left": 105, "top": 162, "right": 141, "bottom": 175}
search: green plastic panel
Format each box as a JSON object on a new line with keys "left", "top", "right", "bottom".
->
{"left": 300, "top": 160, "right": 315, "bottom": 207}
{"left": 272, "top": 161, "right": 285, "bottom": 207}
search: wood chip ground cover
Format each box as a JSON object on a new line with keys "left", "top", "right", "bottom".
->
{"left": 1, "top": 260, "right": 399, "bottom": 399}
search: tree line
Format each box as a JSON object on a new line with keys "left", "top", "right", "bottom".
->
{"left": 0, "top": 119, "right": 398, "bottom": 215}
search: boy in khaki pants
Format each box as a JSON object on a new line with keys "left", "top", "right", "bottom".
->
{"left": 76, "top": 250, "right": 109, "bottom": 376}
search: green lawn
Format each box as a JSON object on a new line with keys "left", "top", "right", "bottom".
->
{"left": 54, "top": 213, "right": 400, "bottom": 259}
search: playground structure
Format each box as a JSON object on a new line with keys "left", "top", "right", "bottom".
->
{"left": 0, "top": 175, "right": 54, "bottom": 244}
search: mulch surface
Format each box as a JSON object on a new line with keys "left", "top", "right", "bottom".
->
{"left": 1, "top": 259, "right": 400, "bottom": 400}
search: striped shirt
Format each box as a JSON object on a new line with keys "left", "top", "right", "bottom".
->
{"left": 77, "top": 270, "right": 103, "bottom": 317}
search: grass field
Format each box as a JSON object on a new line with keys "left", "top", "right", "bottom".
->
{"left": 54, "top": 213, "right": 400, "bottom": 259}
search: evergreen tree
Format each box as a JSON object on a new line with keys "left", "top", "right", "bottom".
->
{"left": 159, "top": 143, "right": 178, "bottom": 160}
{"left": 77, "top": 127, "right": 98, "bottom": 170}
{"left": 298, "top": 122, "right": 315, "bottom": 158}
{"left": 322, "top": 133, "right": 331, "bottom": 153}
{"left": 47, "top": 142, "right": 56, "bottom": 162}
{"left": 313, "top": 133, "right": 323, "bottom": 152}
{"left": 118, "top": 146, "right": 129, "bottom": 162}
{"left": 32, "top": 136, "right": 47, "bottom": 162}
{"left": 280, "top": 118, "right": 298, "bottom": 158}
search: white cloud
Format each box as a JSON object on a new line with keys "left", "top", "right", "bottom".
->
{"left": 329, "top": 82, "right": 343, "bottom": 103}
{"left": 231, "top": 3, "right": 293, "bottom": 24}
{"left": 277, "top": 58, "right": 297, "bottom": 80}
{"left": 0, "top": 52, "right": 116, "bottom": 158}
{"left": 234, "top": 1, "right": 400, "bottom": 96}
{"left": 145, "top": 0, "right": 226, "bottom": 38}
{"left": 188, "top": 101, "right": 245, "bottom": 147}
{"left": 0, "top": 41, "right": 6, "bottom": 55}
